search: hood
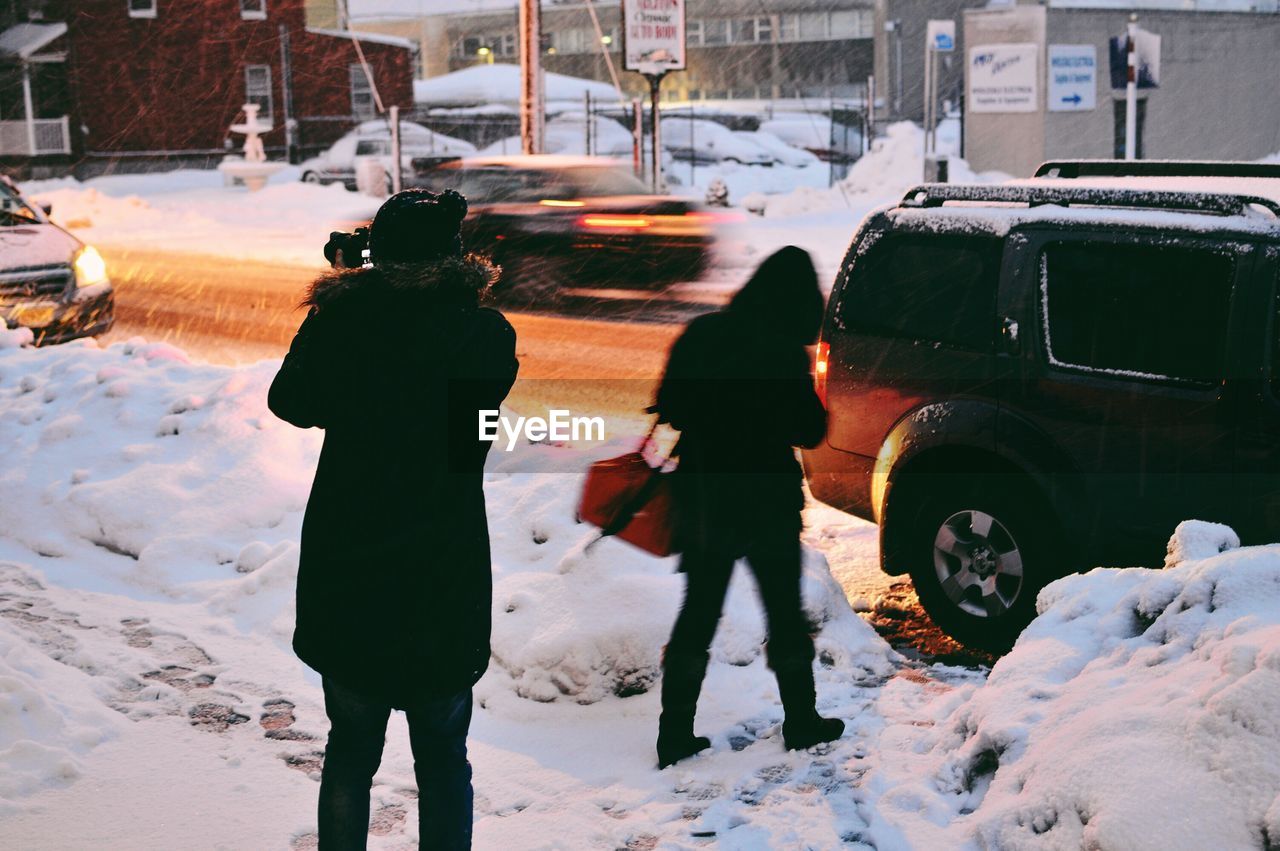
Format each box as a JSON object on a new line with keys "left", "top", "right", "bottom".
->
{"left": 728, "top": 245, "right": 824, "bottom": 345}
{"left": 0, "top": 223, "right": 80, "bottom": 270}
{"left": 304, "top": 252, "right": 498, "bottom": 310}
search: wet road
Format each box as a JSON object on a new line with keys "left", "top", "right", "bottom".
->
{"left": 98, "top": 247, "right": 990, "bottom": 669}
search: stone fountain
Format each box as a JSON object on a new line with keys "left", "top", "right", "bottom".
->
{"left": 218, "top": 103, "right": 287, "bottom": 191}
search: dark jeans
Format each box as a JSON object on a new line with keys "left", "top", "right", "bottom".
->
{"left": 319, "top": 678, "right": 474, "bottom": 851}
{"left": 666, "top": 536, "right": 815, "bottom": 667}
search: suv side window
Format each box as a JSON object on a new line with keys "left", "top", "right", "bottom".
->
{"left": 1040, "top": 242, "right": 1233, "bottom": 384}
{"left": 838, "top": 234, "right": 1002, "bottom": 351}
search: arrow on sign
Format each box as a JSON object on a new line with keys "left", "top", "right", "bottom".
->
{"left": 1061, "top": 93, "right": 1082, "bottom": 105}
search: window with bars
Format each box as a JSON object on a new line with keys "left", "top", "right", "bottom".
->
{"left": 244, "top": 65, "right": 273, "bottom": 121}
{"left": 350, "top": 65, "right": 375, "bottom": 119}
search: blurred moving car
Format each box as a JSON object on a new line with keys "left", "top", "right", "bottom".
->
{"left": 415, "top": 155, "right": 714, "bottom": 300}
{"left": 299, "top": 120, "right": 476, "bottom": 191}
{"left": 0, "top": 177, "right": 114, "bottom": 345}
{"left": 660, "top": 117, "right": 776, "bottom": 167}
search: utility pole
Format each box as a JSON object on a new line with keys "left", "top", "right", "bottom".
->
{"left": 519, "top": 0, "right": 544, "bottom": 155}
{"left": 1124, "top": 14, "right": 1138, "bottom": 161}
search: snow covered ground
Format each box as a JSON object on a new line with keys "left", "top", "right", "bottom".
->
{"left": 3, "top": 326, "right": 1280, "bottom": 849}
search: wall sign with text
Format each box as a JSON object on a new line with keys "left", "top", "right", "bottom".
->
{"left": 968, "top": 43, "right": 1039, "bottom": 113}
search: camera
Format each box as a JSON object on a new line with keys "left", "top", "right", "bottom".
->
{"left": 324, "top": 226, "right": 371, "bottom": 269}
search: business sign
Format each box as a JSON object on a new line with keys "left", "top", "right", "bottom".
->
{"left": 968, "top": 43, "right": 1038, "bottom": 113}
{"left": 1048, "top": 44, "right": 1096, "bottom": 112}
{"left": 622, "top": 0, "right": 686, "bottom": 74}
{"left": 927, "top": 20, "right": 955, "bottom": 52}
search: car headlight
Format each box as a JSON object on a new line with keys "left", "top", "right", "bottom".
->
{"left": 73, "top": 246, "right": 109, "bottom": 289}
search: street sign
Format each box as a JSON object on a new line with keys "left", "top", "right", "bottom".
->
{"left": 927, "top": 20, "right": 955, "bottom": 53}
{"left": 968, "top": 43, "right": 1038, "bottom": 113}
{"left": 1048, "top": 44, "right": 1096, "bottom": 112}
{"left": 622, "top": 0, "right": 687, "bottom": 74}
{"left": 1109, "top": 27, "right": 1161, "bottom": 89}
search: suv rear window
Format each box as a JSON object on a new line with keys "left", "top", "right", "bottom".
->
{"left": 838, "top": 234, "right": 1003, "bottom": 351}
{"left": 1041, "top": 242, "right": 1233, "bottom": 384}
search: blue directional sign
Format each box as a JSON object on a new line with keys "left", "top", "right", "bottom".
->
{"left": 934, "top": 32, "right": 954, "bottom": 51}
{"left": 1048, "top": 44, "right": 1096, "bottom": 112}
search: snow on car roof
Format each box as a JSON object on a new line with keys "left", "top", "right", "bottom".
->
{"left": 451, "top": 154, "right": 631, "bottom": 169}
{"left": 1018, "top": 175, "right": 1280, "bottom": 207}
{"left": 884, "top": 190, "right": 1280, "bottom": 236}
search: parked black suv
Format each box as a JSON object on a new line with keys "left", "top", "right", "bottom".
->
{"left": 804, "top": 161, "right": 1280, "bottom": 652}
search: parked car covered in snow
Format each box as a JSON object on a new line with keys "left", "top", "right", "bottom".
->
{"left": 411, "top": 155, "right": 714, "bottom": 300}
{"left": 660, "top": 117, "right": 776, "bottom": 167}
{"left": 732, "top": 129, "right": 820, "bottom": 168}
{"left": 299, "top": 120, "right": 476, "bottom": 191}
{"left": 761, "top": 115, "right": 861, "bottom": 164}
{"left": 805, "top": 161, "right": 1280, "bottom": 653}
{"left": 0, "top": 178, "right": 113, "bottom": 345}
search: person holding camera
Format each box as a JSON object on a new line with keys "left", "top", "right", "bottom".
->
{"left": 269, "top": 189, "right": 518, "bottom": 850}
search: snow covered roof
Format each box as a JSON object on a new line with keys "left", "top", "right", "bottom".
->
{"left": 0, "top": 22, "right": 67, "bottom": 60}
{"left": 305, "top": 26, "right": 416, "bottom": 51}
{"left": 413, "top": 63, "right": 619, "bottom": 107}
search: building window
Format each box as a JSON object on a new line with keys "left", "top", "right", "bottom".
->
{"left": 830, "top": 10, "right": 873, "bottom": 40}
{"left": 244, "top": 65, "right": 273, "bottom": 122}
{"left": 798, "top": 12, "right": 828, "bottom": 40}
{"left": 686, "top": 20, "right": 704, "bottom": 46}
{"left": 241, "top": 0, "right": 266, "bottom": 20}
{"left": 702, "top": 19, "right": 728, "bottom": 45}
{"left": 350, "top": 64, "right": 375, "bottom": 119}
{"left": 128, "top": 0, "right": 156, "bottom": 18}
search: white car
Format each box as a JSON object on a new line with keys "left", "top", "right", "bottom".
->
{"left": 299, "top": 120, "right": 477, "bottom": 191}
{"left": 1, "top": 177, "right": 113, "bottom": 345}
{"left": 659, "top": 117, "right": 776, "bottom": 167}
{"left": 732, "top": 130, "right": 820, "bottom": 168}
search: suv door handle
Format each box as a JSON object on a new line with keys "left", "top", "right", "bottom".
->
{"left": 1000, "top": 317, "right": 1021, "bottom": 355}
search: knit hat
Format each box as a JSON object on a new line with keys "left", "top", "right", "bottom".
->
{"left": 368, "top": 188, "right": 468, "bottom": 265}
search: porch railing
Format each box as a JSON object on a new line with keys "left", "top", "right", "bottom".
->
{"left": 0, "top": 116, "right": 71, "bottom": 156}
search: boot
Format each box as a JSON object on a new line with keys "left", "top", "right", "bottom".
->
{"left": 773, "top": 660, "right": 845, "bottom": 751}
{"left": 656, "top": 650, "right": 712, "bottom": 769}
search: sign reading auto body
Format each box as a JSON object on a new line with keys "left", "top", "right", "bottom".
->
{"left": 968, "top": 43, "right": 1038, "bottom": 113}
{"left": 623, "top": 0, "right": 687, "bottom": 73}
{"left": 1048, "top": 44, "right": 1096, "bottom": 111}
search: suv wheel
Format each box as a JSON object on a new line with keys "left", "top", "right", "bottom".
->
{"left": 900, "top": 477, "right": 1057, "bottom": 654}
{"left": 301, "top": 171, "right": 321, "bottom": 184}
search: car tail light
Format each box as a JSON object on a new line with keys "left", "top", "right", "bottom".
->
{"left": 814, "top": 340, "right": 829, "bottom": 407}
{"left": 577, "top": 214, "right": 651, "bottom": 229}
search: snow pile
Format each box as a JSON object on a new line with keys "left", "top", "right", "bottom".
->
{"left": 857, "top": 520, "right": 1280, "bottom": 849}
{"left": 482, "top": 464, "right": 895, "bottom": 703}
{"left": 751, "top": 120, "right": 1009, "bottom": 219}
{"left": 23, "top": 169, "right": 377, "bottom": 266}
{"left": 414, "top": 63, "right": 618, "bottom": 108}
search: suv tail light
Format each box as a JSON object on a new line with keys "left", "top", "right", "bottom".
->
{"left": 814, "top": 340, "right": 829, "bottom": 407}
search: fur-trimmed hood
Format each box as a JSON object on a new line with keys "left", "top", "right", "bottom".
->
{"left": 304, "top": 253, "right": 498, "bottom": 310}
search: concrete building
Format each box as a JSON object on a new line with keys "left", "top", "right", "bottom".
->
{"left": 0, "top": 0, "right": 416, "bottom": 178}
{"left": 962, "top": 3, "right": 1280, "bottom": 177}
{"left": 357, "top": 1, "right": 877, "bottom": 105}
{"left": 872, "top": 0, "right": 987, "bottom": 123}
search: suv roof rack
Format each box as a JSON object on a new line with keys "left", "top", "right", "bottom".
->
{"left": 899, "top": 183, "right": 1280, "bottom": 218}
{"left": 1033, "top": 160, "right": 1280, "bottom": 180}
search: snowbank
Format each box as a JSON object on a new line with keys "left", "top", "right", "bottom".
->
{"left": 24, "top": 169, "right": 377, "bottom": 267}
{"left": 415, "top": 64, "right": 618, "bottom": 107}
{"left": 855, "top": 520, "right": 1280, "bottom": 849}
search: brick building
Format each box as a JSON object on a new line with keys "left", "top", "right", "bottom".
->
{"left": 0, "top": 0, "right": 416, "bottom": 178}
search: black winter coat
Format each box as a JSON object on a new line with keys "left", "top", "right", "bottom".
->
{"left": 268, "top": 255, "right": 518, "bottom": 707}
{"left": 654, "top": 246, "right": 827, "bottom": 556}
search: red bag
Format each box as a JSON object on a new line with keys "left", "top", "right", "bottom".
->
{"left": 578, "top": 425, "right": 677, "bottom": 557}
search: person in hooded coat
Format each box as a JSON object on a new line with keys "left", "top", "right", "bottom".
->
{"left": 652, "top": 245, "right": 843, "bottom": 768}
{"left": 268, "top": 189, "right": 518, "bottom": 850}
